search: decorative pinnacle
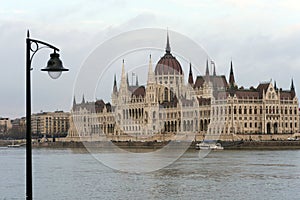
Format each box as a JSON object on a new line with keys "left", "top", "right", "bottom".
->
{"left": 291, "top": 78, "right": 295, "bottom": 90}
{"left": 205, "top": 59, "right": 209, "bottom": 76}
{"left": 27, "top": 30, "right": 30, "bottom": 38}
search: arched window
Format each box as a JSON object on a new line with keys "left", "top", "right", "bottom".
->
{"left": 164, "top": 88, "right": 168, "bottom": 101}
{"left": 260, "top": 106, "right": 262, "bottom": 114}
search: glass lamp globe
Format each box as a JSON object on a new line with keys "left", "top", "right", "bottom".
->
{"left": 41, "top": 52, "right": 68, "bottom": 79}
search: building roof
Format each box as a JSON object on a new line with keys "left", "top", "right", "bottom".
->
{"left": 132, "top": 86, "right": 146, "bottom": 98}
{"left": 155, "top": 53, "right": 183, "bottom": 75}
{"left": 154, "top": 32, "right": 183, "bottom": 75}
{"left": 211, "top": 75, "right": 228, "bottom": 88}
{"left": 257, "top": 83, "right": 270, "bottom": 98}
{"left": 280, "top": 90, "right": 294, "bottom": 100}
{"left": 193, "top": 75, "right": 228, "bottom": 89}
{"left": 235, "top": 90, "right": 260, "bottom": 99}
{"left": 73, "top": 99, "right": 112, "bottom": 113}
{"left": 194, "top": 76, "right": 205, "bottom": 89}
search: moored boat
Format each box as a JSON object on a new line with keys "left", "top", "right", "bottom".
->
{"left": 196, "top": 141, "right": 224, "bottom": 150}
{"left": 7, "top": 144, "right": 21, "bottom": 148}
{"left": 7, "top": 141, "right": 21, "bottom": 148}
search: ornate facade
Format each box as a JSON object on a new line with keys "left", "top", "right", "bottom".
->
{"left": 67, "top": 33, "right": 299, "bottom": 141}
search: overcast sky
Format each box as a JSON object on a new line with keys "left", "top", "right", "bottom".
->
{"left": 1, "top": 0, "right": 300, "bottom": 118}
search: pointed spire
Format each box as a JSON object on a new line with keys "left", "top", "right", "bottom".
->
{"left": 82, "top": 94, "right": 85, "bottom": 104}
{"left": 27, "top": 30, "right": 30, "bottom": 38}
{"left": 73, "top": 96, "right": 76, "bottom": 105}
{"left": 188, "top": 63, "right": 194, "bottom": 85}
{"left": 229, "top": 60, "right": 235, "bottom": 87}
{"left": 147, "top": 54, "right": 155, "bottom": 84}
{"left": 274, "top": 80, "right": 277, "bottom": 90}
{"left": 126, "top": 73, "right": 129, "bottom": 86}
{"left": 121, "top": 59, "right": 126, "bottom": 81}
{"left": 205, "top": 59, "right": 209, "bottom": 76}
{"left": 291, "top": 78, "right": 295, "bottom": 90}
{"left": 166, "top": 29, "right": 171, "bottom": 54}
{"left": 122, "top": 59, "right": 125, "bottom": 72}
{"left": 113, "top": 74, "right": 118, "bottom": 93}
{"left": 291, "top": 78, "right": 296, "bottom": 99}
{"left": 212, "top": 61, "right": 216, "bottom": 76}
{"left": 120, "top": 59, "right": 127, "bottom": 90}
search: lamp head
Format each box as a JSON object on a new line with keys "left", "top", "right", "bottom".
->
{"left": 41, "top": 52, "right": 68, "bottom": 79}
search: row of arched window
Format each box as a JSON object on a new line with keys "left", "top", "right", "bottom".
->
{"left": 218, "top": 105, "right": 298, "bottom": 115}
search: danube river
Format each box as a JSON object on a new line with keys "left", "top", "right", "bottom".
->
{"left": 1, "top": 148, "right": 300, "bottom": 199}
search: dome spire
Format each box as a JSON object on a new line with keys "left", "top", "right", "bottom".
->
{"left": 166, "top": 29, "right": 171, "bottom": 54}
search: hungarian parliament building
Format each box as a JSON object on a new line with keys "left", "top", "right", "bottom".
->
{"left": 67, "top": 34, "right": 299, "bottom": 142}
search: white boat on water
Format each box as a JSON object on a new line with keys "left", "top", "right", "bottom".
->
{"left": 7, "top": 144, "right": 21, "bottom": 148}
{"left": 7, "top": 141, "right": 21, "bottom": 148}
{"left": 196, "top": 141, "right": 224, "bottom": 150}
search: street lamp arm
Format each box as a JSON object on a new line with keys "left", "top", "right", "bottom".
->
{"left": 28, "top": 38, "right": 60, "bottom": 52}
{"left": 27, "top": 38, "right": 60, "bottom": 68}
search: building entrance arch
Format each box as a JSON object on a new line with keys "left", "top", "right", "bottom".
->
{"left": 267, "top": 122, "right": 271, "bottom": 134}
{"left": 274, "top": 122, "right": 278, "bottom": 134}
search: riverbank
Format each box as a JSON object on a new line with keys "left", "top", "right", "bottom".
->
{"left": 223, "top": 140, "right": 300, "bottom": 150}
{"left": 1, "top": 139, "right": 300, "bottom": 150}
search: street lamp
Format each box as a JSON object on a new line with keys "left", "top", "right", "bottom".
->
{"left": 26, "top": 30, "right": 68, "bottom": 200}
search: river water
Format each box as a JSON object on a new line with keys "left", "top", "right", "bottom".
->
{"left": 1, "top": 148, "right": 300, "bottom": 200}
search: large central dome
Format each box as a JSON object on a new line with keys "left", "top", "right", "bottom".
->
{"left": 155, "top": 33, "right": 183, "bottom": 75}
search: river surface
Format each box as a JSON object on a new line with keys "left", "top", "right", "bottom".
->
{"left": 1, "top": 147, "right": 300, "bottom": 200}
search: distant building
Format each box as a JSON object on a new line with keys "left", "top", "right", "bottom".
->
{"left": 67, "top": 32, "right": 299, "bottom": 142}
{"left": 11, "top": 117, "right": 26, "bottom": 130}
{"left": 0, "top": 117, "right": 12, "bottom": 134}
{"left": 31, "top": 111, "right": 70, "bottom": 137}
{"left": 8, "top": 117, "right": 26, "bottom": 138}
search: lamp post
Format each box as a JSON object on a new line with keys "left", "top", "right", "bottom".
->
{"left": 26, "top": 30, "right": 68, "bottom": 200}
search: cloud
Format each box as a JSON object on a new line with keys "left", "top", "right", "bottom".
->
{"left": 1, "top": 0, "right": 300, "bottom": 118}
